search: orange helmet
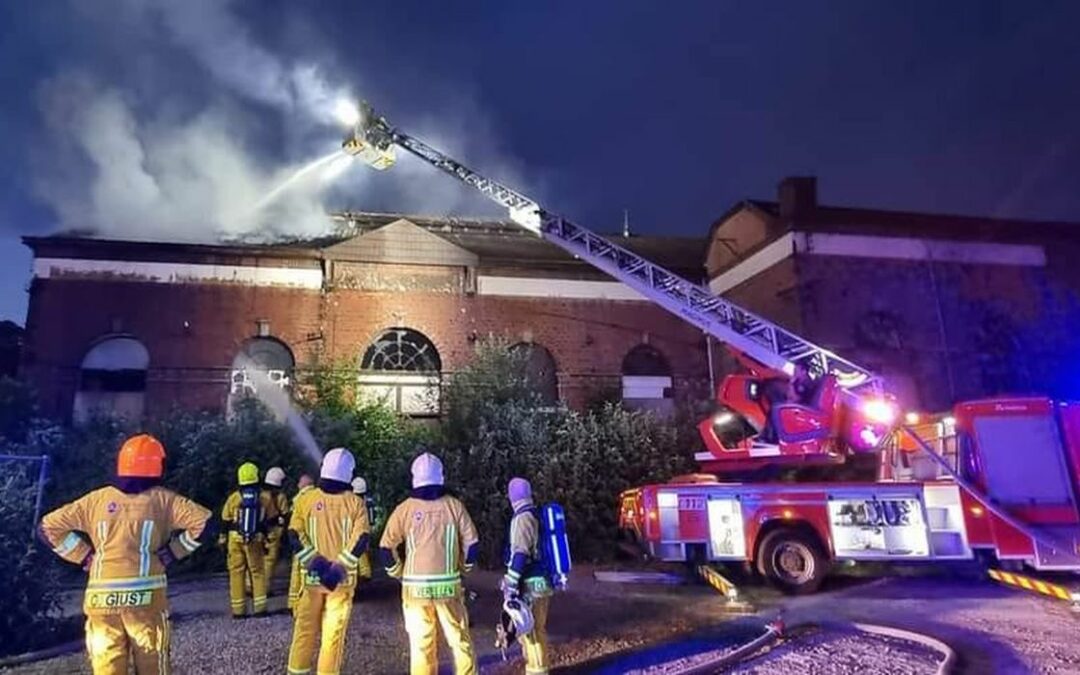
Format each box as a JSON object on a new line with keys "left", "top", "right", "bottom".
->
{"left": 117, "top": 434, "right": 166, "bottom": 478}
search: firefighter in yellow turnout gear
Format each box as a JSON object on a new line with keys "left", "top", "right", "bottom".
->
{"left": 380, "top": 453, "right": 480, "bottom": 675}
{"left": 288, "top": 474, "right": 316, "bottom": 612}
{"left": 287, "top": 449, "right": 370, "bottom": 675}
{"left": 263, "top": 466, "right": 290, "bottom": 584}
{"left": 222, "top": 462, "right": 276, "bottom": 617}
{"left": 502, "top": 478, "right": 553, "bottom": 675}
{"left": 352, "top": 476, "right": 374, "bottom": 583}
{"left": 39, "top": 434, "right": 213, "bottom": 675}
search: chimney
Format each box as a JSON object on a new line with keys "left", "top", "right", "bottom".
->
{"left": 778, "top": 176, "right": 817, "bottom": 219}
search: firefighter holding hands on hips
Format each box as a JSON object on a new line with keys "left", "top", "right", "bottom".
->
{"left": 221, "top": 462, "right": 276, "bottom": 618}
{"left": 502, "top": 477, "right": 554, "bottom": 675}
{"left": 39, "top": 434, "right": 214, "bottom": 675}
{"left": 380, "top": 452, "right": 480, "bottom": 675}
{"left": 287, "top": 473, "right": 316, "bottom": 612}
{"left": 286, "top": 448, "right": 370, "bottom": 675}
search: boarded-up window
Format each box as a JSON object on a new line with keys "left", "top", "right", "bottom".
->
{"left": 359, "top": 328, "right": 441, "bottom": 416}
{"left": 509, "top": 342, "right": 559, "bottom": 407}
{"left": 74, "top": 336, "right": 149, "bottom": 423}
{"left": 229, "top": 338, "right": 295, "bottom": 410}
{"left": 622, "top": 344, "right": 673, "bottom": 414}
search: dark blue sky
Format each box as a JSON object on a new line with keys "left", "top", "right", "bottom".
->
{"left": 3, "top": 1, "right": 1080, "bottom": 324}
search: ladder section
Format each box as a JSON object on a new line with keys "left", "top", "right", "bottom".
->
{"left": 352, "top": 107, "right": 879, "bottom": 389}
{"left": 541, "top": 216, "right": 876, "bottom": 389}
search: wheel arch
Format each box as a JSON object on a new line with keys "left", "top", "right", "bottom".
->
{"left": 753, "top": 518, "right": 831, "bottom": 575}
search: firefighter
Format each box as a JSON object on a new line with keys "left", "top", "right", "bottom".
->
{"left": 286, "top": 448, "right": 370, "bottom": 675}
{"left": 352, "top": 476, "right": 374, "bottom": 582}
{"left": 39, "top": 434, "right": 214, "bottom": 675}
{"left": 263, "top": 466, "right": 290, "bottom": 585}
{"left": 287, "top": 474, "right": 316, "bottom": 612}
{"left": 502, "top": 477, "right": 553, "bottom": 675}
{"left": 380, "top": 453, "right": 479, "bottom": 675}
{"left": 221, "top": 462, "right": 275, "bottom": 618}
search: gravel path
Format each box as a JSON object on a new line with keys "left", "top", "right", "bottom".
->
{"left": 5, "top": 567, "right": 1080, "bottom": 674}
{"left": 734, "top": 628, "right": 943, "bottom": 675}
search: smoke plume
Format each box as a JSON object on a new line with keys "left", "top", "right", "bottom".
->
{"left": 30, "top": 0, "right": 524, "bottom": 243}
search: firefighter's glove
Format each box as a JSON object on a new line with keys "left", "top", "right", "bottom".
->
{"left": 310, "top": 556, "right": 347, "bottom": 592}
{"left": 156, "top": 545, "right": 178, "bottom": 569}
{"left": 499, "top": 578, "right": 519, "bottom": 603}
{"left": 80, "top": 551, "right": 95, "bottom": 572}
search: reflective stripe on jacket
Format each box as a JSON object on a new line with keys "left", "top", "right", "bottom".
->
{"left": 380, "top": 495, "right": 479, "bottom": 601}
{"left": 40, "top": 486, "right": 211, "bottom": 615}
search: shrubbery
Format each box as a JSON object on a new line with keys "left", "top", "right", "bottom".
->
{"left": 0, "top": 339, "right": 700, "bottom": 656}
{"left": 0, "top": 463, "right": 66, "bottom": 657}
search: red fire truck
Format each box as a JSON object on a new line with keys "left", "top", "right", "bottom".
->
{"left": 342, "top": 100, "right": 1080, "bottom": 599}
{"left": 620, "top": 395, "right": 1080, "bottom": 595}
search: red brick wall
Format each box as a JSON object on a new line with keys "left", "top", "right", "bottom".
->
{"left": 23, "top": 276, "right": 711, "bottom": 418}
{"left": 706, "top": 249, "right": 1080, "bottom": 411}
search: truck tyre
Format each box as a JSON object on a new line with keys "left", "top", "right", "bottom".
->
{"left": 758, "top": 528, "right": 827, "bottom": 595}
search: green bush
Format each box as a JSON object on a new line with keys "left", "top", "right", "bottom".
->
{"left": 438, "top": 339, "right": 697, "bottom": 564}
{"left": 0, "top": 466, "right": 66, "bottom": 658}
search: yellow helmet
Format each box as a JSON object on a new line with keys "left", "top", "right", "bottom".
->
{"left": 238, "top": 462, "right": 260, "bottom": 486}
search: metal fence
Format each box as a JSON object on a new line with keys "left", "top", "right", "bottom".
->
{"left": 0, "top": 454, "right": 50, "bottom": 538}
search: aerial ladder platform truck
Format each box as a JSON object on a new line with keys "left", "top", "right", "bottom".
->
{"left": 342, "top": 102, "right": 1080, "bottom": 600}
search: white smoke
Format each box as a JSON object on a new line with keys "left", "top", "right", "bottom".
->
{"left": 35, "top": 73, "right": 333, "bottom": 242}
{"left": 31, "top": 0, "right": 532, "bottom": 243}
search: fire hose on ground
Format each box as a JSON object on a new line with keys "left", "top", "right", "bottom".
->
{"left": 668, "top": 617, "right": 956, "bottom": 675}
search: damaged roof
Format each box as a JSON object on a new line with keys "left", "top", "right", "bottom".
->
{"left": 24, "top": 211, "right": 708, "bottom": 280}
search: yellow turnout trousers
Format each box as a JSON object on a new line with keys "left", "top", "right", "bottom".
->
{"left": 84, "top": 608, "right": 171, "bottom": 675}
{"left": 403, "top": 597, "right": 477, "bottom": 675}
{"left": 227, "top": 536, "right": 267, "bottom": 616}
{"left": 520, "top": 595, "right": 551, "bottom": 675}
{"left": 288, "top": 556, "right": 303, "bottom": 611}
{"left": 287, "top": 585, "right": 355, "bottom": 675}
{"left": 264, "top": 529, "right": 284, "bottom": 582}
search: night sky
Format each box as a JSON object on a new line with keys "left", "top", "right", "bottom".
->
{"left": 3, "top": 1, "right": 1080, "bottom": 324}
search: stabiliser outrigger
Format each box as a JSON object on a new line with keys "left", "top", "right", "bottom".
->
{"left": 342, "top": 100, "right": 1080, "bottom": 600}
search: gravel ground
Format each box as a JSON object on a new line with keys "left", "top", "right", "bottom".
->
{"left": 5, "top": 565, "right": 1080, "bottom": 674}
{"left": 734, "top": 628, "right": 943, "bottom": 675}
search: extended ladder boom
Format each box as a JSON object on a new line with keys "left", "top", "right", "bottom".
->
{"left": 346, "top": 106, "right": 878, "bottom": 390}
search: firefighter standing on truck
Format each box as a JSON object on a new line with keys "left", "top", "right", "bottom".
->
{"left": 263, "top": 466, "right": 289, "bottom": 585}
{"left": 502, "top": 477, "right": 553, "bottom": 675}
{"left": 39, "top": 434, "right": 214, "bottom": 675}
{"left": 221, "top": 462, "right": 275, "bottom": 618}
{"left": 380, "top": 452, "right": 480, "bottom": 675}
{"left": 287, "top": 473, "right": 316, "bottom": 612}
{"left": 286, "top": 448, "right": 370, "bottom": 675}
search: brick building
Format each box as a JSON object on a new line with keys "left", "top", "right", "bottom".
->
{"left": 707, "top": 177, "right": 1080, "bottom": 411}
{"left": 21, "top": 179, "right": 1080, "bottom": 424}
{"left": 21, "top": 214, "right": 711, "bottom": 422}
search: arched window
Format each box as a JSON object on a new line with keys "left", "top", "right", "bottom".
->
{"left": 73, "top": 336, "right": 149, "bottom": 423}
{"left": 359, "top": 328, "right": 441, "bottom": 416}
{"left": 621, "top": 344, "right": 673, "bottom": 413}
{"left": 509, "top": 342, "right": 559, "bottom": 407}
{"left": 229, "top": 337, "right": 295, "bottom": 409}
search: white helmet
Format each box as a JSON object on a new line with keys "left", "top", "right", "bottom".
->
{"left": 502, "top": 596, "right": 534, "bottom": 636}
{"left": 352, "top": 476, "right": 368, "bottom": 495}
{"left": 265, "top": 466, "right": 286, "bottom": 487}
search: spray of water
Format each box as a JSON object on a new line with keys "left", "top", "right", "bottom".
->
{"left": 235, "top": 355, "right": 323, "bottom": 467}
{"left": 247, "top": 150, "right": 347, "bottom": 216}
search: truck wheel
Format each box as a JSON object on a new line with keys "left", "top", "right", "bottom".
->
{"left": 758, "top": 529, "right": 827, "bottom": 595}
